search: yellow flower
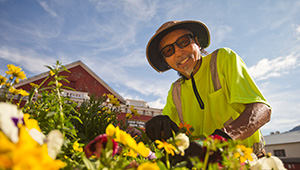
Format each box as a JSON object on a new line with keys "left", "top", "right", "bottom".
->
{"left": 8, "top": 87, "right": 28, "bottom": 96}
{"left": 124, "top": 149, "right": 137, "bottom": 158}
{"left": 14, "top": 78, "right": 20, "bottom": 84}
{"left": 9, "top": 87, "right": 18, "bottom": 95}
{"left": 155, "top": 140, "right": 177, "bottom": 156}
{"left": 30, "top": 83, "right": 39, "bottom": 88}
{"left": 3, "top": 126, "right": 66, "bottom": 170}
{"left": 115, "top": 127, "right": 134, "bottom": 147}
{"left": 108, "top": 125, "right": 151, "bottom": 158}
{"left": 234, "top": 152, "right": 241, "bottom": 158}
{"left": 137, "top": 162, "right": 159, "bottom": 170}
{"left": 106, "top": 124, "right": 116, "bottom": 137}
{"left": 23, "top": 114, "right": 41, "bottom": 132}
{"left": 235, "top": 145, "right": 254, "bottom": 163}
{"left": 130, "top": 105, "right": 140, "bottom": 117}
{"left": 0, "top": 131, "right": 16, "bottom": 153}
{"left": 49, "top": 70, "right": 55, "bottom": 76}
{"left": 0, "top": 131, "right": 15, "bottom": 169}
{"left": 107, "top": 94, "right": 114, "bottom": 100}
{"left": 111, "top": 98, "right": 120, "bottom": 106}
{"left": 102, "top": 107, "right": 108, "bottom": 111}
{"left": 5, "top": 64, "right": 27, "bottom": 80}
{"left": 19, "top": 89, "right": 29, "bottom": 96}
{"left": 126, "top": 113, "right": 132, "bottom": 119}
{"left": 107, "top": 94, "right": 120, "bottom": 106}
{"left": 73, "top": 141, "right": 83, "bottom": 152}
{"left": 57, "top": 82, "right": 62, "bottom": 87}
{"left": 136, "top": 142, "right": 150, "bottom": 158}
{"left": 0, "top": 75, "right": 7, "bottom": 85}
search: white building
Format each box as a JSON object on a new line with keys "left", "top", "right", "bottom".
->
{"left": 264, "top": 130, "right": 300, "bottom": 170}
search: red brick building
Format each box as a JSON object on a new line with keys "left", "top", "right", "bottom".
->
{"left": 13, "top": 60, "right": 162, "bottom": 129}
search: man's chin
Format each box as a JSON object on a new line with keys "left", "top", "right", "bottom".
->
{"left": 179, "top": 68, "right": 194, "bottom": 77}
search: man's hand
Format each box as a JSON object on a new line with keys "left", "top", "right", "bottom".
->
{"left": 145, "top": 115, "right": 179, "bottom": 141}
{"left": 211, "top": 129, "right": 232, "bottom": 140}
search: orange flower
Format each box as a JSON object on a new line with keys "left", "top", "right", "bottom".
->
{"left": 179, "top": 122, "right": 193, "bottom": 135}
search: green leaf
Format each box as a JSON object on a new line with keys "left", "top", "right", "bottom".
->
{"left": 68, "top": 115, "right": 83, "bottom": 124}
{"left": 48, "top": 81, "right": 55, "bottom": 86}
{"left": 61, "top": 78, "right": 70, "bottom": 83}
{"left": 46, "top": 111, "right": 56, "bottom": 117}
{"left": 62, "top": 86, "right": 75, "bottom": 91}
{"left": 156, "top": 161, "right": 168, "bottom": 170}
{"left": 62, "top": 65, "right": 71, "bottom": 73}
{"left": 45, "top": 66, "right": 53, "bottom": 70}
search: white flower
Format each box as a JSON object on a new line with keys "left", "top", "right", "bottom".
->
{"left": 0, "top": 102, "right": 63, "bottom": 159}
{"left": 0, "top": 102, "right": 23, "bottom": 143}
{"left": 29, "top": 128, "right": 46, "bottom": 145}
{"left": 174, "top": 133, "right": 190, "bottom": 156}
{"left": 45, "top": 130, "right": 64, "bottom": 159}
{"left": 259, "top": 155, "right": 287, "bottom": 170}
{"left": 249, "top": 153, "right": 287, "bottom": 170}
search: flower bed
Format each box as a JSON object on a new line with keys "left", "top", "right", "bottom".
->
{"left": 0, "top": 62, "right": 286, "bottom": 170}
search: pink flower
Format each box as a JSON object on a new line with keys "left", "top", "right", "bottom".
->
{"left": 84, "top": 134, "right": 118, "bottom": 158}
{"left": 210, "top": 134, "right": 227, "bottom": 141}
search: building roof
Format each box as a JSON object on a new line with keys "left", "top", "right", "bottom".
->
{"left": 14, "top": 60, "right": 126, "bottom": 104}
{"left": 264, "top": 130, "right": 300, "bottom": 145}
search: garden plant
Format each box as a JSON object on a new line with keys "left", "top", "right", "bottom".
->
{"left": 0, "top": 62, "right": 286, "bottom": 170}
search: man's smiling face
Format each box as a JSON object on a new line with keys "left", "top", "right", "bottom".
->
{"left": 159, "top": 29, "right": 201, "bottom": 76}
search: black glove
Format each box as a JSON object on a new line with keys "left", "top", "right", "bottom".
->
{"left": 145, "top": 115, "right": 179, "bottom": 141}
{"left": 211, "top": 129, "right": 232, "bottom": 140}
{"left": 171, "top": 141, "right": 203, "bottom": 169}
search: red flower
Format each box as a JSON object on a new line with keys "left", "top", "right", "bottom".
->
{"left": 210, "top": 134, "right": 227, "bottom": 141}
{"left": 84, "top": 134, "right": 118, "bottom": 158}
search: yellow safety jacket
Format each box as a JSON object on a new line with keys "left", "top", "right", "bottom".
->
{"left": 163, "top": 47, "right": 270, "bottom": 147}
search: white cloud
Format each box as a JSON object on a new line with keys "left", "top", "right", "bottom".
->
{"left": 249, "top": 54, "right": 299, "bottom": 80}
{"left": 297, "top": 26, "right": 300, "bottom": 33}
{"left": 295, "top": 25, "right": 300, "bottom": 40}
{"left": 260, "top": 84, "right": 300, "bottom": 135}
{"left": 90, "top": 0, "right": 157, "bottom": 21}
{"left": 213, "top": 25, "right": 232, "bottom": 44}
{"left": 37, "top": 0, "right": 58, "bottom": 18}
{"left": 0, "top": 46, "right": 56, "bottom": 73}
{"left": 148, "top": 97, "right": 165, "bottom": 109}
{"left": 123, "top": 0, "right": 157, "bottom": 21}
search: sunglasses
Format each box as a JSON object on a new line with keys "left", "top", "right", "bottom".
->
{"left": 160, "top": 34, "right": 194, "bottom": 58}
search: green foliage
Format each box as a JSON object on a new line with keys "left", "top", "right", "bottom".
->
{"left": 17, "top": 61, "right": 132, "bottom": 169}
{"left": 1, "top": 61, "right": 276, "bottom": 170}
{"left": 72, "top": 94, "right": 120, "bottom": 145}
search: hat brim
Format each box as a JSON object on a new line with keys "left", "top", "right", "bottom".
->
{"left": 146, "top": 20, "right": 210, "bottom": 73}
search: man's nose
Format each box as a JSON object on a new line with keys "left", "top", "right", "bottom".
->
{"left": 174, "top": 45, "right": 185, "bottom": 58}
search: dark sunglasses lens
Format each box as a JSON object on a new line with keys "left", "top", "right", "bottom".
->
{"left": 160, "top": 34, "right": 192, "bottom": 57}
{"left": 177, "top": 35, "right": 191, "bottom": 48}
{"left": 161, "top": 45, "right": 174, "bottom": 57}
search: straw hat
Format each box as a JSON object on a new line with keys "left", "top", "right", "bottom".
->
{"left": 146, "top": 20, "right": 210, "bottom": 72}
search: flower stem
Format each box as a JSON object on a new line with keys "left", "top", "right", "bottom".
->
{"left": 203, "top": 147, "right": 210, "bottom": 170}
{"left": 166, "top": 153, "right": 170, "bottom": 169}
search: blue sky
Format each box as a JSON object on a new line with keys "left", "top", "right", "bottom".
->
{"left": 1, "top": 0, "right": 300, "bottom": 136}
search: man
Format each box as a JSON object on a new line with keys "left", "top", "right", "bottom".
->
{"left": 145, "top": 20, "right": 271, "bottom": 156}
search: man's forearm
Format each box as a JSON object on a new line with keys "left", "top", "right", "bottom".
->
{"left": 223, "top": 103, "right": 271, "bottom": 140}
